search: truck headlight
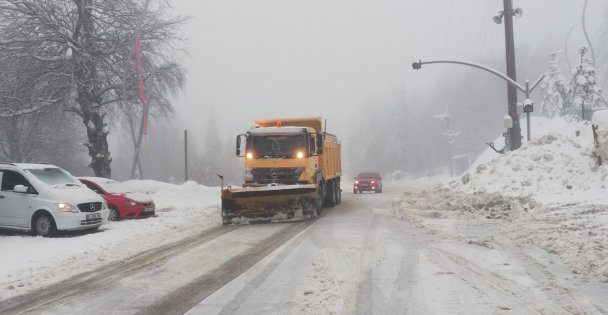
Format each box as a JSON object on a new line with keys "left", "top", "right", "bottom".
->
{"left": 56, "top": 203, "right": 79, "bottom": 213}
{"left": 296, "top": 151, "right": 304, "bottom": 159}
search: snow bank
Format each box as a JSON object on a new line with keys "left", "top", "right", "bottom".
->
{"left": 456, "top": 117, "right": 605, "bottom": 204}
{"left": 393, "top": 189, "right": 608, "bottom": 282}
{"left": 393, "top": 116, "right": 608, "bottom": 282}
{"left": 0, "top": 180, "right": 221, "bottom": 300}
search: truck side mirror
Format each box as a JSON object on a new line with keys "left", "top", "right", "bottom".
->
{"left": 236, "top": 134, "right": 245, "bottom": 157}
{"left": 316, "top": 134, "right": 324, "bottom": 155}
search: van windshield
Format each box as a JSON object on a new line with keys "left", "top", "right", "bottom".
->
{"left": 27, "top": 168, "right": 79, "bottom": 186}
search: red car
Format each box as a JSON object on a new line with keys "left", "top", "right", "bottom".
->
{"left": 79, "top": 177, "right": 155, "bottom": 221}
{"left": 353, "top": 172, "right": 383, "bottom": 193}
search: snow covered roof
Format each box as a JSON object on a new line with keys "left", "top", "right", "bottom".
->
{"left": 249, "top": 126, "right": 308, "bottom": 136}
{"left": 78, "top": 176, "right": 117, "bottom": 185}
{"left": 10, "top": 163, "right": 60, "bottom": 170}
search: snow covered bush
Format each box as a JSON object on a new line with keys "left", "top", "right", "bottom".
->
{"left": 539, "top": 51, "right": 569, "bottom": 118}
{"left": 566, "top": 47, "right": 604, "bottom": 119}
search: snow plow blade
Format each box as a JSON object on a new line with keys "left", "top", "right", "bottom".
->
{"left": 221, "top": 184, "right": 318, "bottom": 224}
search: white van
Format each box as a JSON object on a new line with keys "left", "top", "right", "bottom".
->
{"left": 0, "top": 163, "right": 109, "bottom": 236}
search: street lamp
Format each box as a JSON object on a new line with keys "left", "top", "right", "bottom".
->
{"left": 412, "top": 59, "right": 546, "bottom": 145}
{"left": 493, "top": 11, "right": 504, "bottom": 24}
{"left": 493, "top": 8, "right": 523, "bottom": 24}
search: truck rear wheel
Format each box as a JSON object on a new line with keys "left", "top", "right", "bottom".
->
{"left": 336, "top": 181, "right": 342, "bottom": 204}
{"left": 325, "top": 180, "right": 337, "bottom": 207}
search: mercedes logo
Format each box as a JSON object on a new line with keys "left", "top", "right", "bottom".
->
{"left": 270, "top": 169, "right": 279, "bottom": 179}
{"left": 90, "top": 204, "right": 95, "bottom": 211}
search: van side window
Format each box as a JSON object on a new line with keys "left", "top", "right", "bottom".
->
{"left": 1, "top": 170, "right": 32, "bottom": 192}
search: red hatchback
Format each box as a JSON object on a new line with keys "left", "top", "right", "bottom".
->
{"left": 79, "top": 177, "right": 156, "bottom": 221}
{"left": 353, "top": 172, "right": 383, "bottom": 193}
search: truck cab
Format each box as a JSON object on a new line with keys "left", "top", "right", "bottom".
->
{"left": 237, "top": 126, "right": 324, "bottom": 186}
{"left": 222, "top": 117, "right": 342, "bottom": 224}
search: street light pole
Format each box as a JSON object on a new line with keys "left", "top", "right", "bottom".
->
{"left": 412, "top": 59, "right": 546, "bottom": 146}
{"left": 502, "top": 0, "right": 521, "bottom": 151}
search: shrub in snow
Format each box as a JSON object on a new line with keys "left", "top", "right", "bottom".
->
{"left": 592, "top": 109, "right": 608, "bottom": 165}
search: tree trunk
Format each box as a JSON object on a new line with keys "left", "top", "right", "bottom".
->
{"left": 81, "top": 108, "right": 112, "bottom": 178}
{"left": 73, "top": 0, "right": 112, "bottom": 178}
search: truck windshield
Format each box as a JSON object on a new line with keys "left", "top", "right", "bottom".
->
{"left": 249, "top": 134, "right": 307, "bottom": 159}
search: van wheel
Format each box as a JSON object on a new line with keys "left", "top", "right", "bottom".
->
{"left": 33, "top": 213, "right": 57, "bottom": 237}
{"left": 108, "top": 205, "right": 120, "bottom": 221}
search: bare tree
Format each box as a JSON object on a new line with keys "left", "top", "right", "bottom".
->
{"left": 0, "top": 0, "right": 186, "bottom": 177}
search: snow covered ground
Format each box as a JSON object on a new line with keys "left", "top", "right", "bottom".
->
{"left": 393, "top": 117, "right": 608, "bottom": 287}
{"left": 0, "top": 180, "right": 221, "bottom": 300}
{"left": 2, "top": 116, "right": 607, "bottom": 313}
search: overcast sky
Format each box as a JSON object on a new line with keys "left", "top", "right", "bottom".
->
{"left": 170, "top": 0, "right": 603, "bottom": 143}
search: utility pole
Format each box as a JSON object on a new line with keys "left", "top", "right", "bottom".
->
{"left": 184, "top": 130, "right": 189, "bottom": 182}
{"left": 445, "top": 115, "right": 454, "bottom": 177}
{"left": 502, "top": 0, "right": 521, "bottom": 150}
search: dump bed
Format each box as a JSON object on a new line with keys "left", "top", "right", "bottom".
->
{"left": 322, "top": 133, "right": 341, "bottom": 181}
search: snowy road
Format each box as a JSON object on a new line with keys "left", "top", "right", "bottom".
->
{"left": 1, "top": 182, "right": 607, "bottom": 314}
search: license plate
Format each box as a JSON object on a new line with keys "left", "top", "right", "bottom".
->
{"left": 86, "top": 213, "right": 101, "bottom": 220}
{"left": 144, "top": 207, "right": 154, "bottom": 212}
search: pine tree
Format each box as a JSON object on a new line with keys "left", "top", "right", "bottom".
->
{"left": 540, "top": 51, "right": 569, "bottom": 118}
{"left": 566, "top": 47, "right": 603, "bottom": 118}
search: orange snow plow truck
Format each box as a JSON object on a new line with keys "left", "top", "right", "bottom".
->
{"left": 221, "top": 117, "right": 342, "bottom": 224}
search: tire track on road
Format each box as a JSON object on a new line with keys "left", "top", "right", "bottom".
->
{"left": 0, "top": 225, "right": 239, "bottom": 315}
{"left": 355, "top": 213, "right": 380, "bottom": 315}
{"left": 141, "top": 219, "right": 318, "bottom": 315}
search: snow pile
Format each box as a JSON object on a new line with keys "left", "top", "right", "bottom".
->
{"left": 0, "top": 180, "right": 221, "bottom": 300}
{"left": 122, "top": 180, "right": 217, "bottom": 211}
{"left": 393, "top": 188, "right": 535, "bottom": 221}
{"left": 509, "top": 204, "right": 608, "bottom": 281}
{"left": 393, "top": 189, "right": 608, "bottom": 282}
{"left": 456, "top": 117, "right": 605, "bottom": 204}
{"left": 392, "top": 117, "right": 608, "bottom": 282}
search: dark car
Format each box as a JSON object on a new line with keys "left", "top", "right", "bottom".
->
{"left": 353, "top": 172, "right": 382, "bottom": 193}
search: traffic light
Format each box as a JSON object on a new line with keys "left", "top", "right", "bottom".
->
{"left": 412, "top": 61, "right": 422, "bottom": 70}
{"left": 523, "top": 99, "right": 533, "bottom": 113}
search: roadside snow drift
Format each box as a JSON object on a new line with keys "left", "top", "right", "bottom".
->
{"left": 456, "top": 117, "right": 606, "bottom": 204}
{"left": 394, "top": 117, "right": 608, "bottom": 283}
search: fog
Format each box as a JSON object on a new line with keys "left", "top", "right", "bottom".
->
{"left": 114, "top": 0, "right": 607, "bottom": 182}
{"left": 173, "top": 0, "right": 588, "bottom": 127}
